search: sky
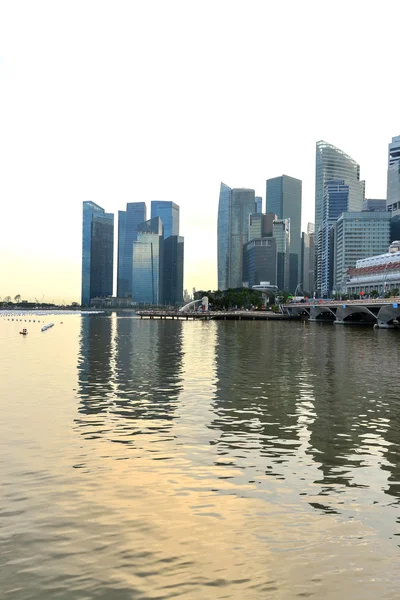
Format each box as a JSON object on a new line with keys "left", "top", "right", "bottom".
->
{"left": 1, "top": 0, "right": 399, "bottom": 303}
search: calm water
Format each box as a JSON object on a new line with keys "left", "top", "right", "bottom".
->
{"left": 1, "top": 313, "right": 400, "bottom": 599}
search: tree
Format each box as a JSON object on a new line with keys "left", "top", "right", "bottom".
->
{"left": 3, "top": 296, "right": 11, "bottom": 303}
{"left": 370, "top": 290, "right": 379, "bottom": 299}
{"left": 392, "top": 288, "right": 399, "bottom": 297}
{"left": 14, "top": 294, "right": 21, "bottom": 303}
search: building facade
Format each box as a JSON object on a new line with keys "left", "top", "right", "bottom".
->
{"left": 387, "top": 136, "right": 400, "bottom": 217}
{"left": 266, "top": 175, "right": 302, "bottom": 292}
{"left": 346, "top": 245, "right": 400, "bottom": 296}
{"left": 151, "top": 201, "right": 179, "bottom": 238}
{"left": 132, "top": 217, "right": 164, "bottom": 304}
{"left": 255, "top": 196, "right": 262, "bottom": 213}
{"left": 301, "top": 227, "right": 315, "bottom": 296}
{"left": 81, "top": 201, "right": 114, "bottom": 306}
{"left": 163, "top": 235, "right": 184, "bottom": 305}
{"left": 363, "top": 198, "right": 387, "bottom": 212}
{"left": 117, "top": 202, "right": 147, "bottom": 297}
{"left": 217, "top": 183, "right": 255, "bottom": 290}
{"left": 242, "top": 237, "right": 277, "bottom": 289}
{"left": 272, "top": 218, "right": 290, "bottom": 291}
{"left": 334, "top": 211, "right": 392, "bottom": 293}
{"left": 315, "top": 141, "right": 365, "bottom": 294}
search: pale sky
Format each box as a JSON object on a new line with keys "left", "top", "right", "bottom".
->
{"left": 1, "top": 0, "right": 399, "bottom": 303}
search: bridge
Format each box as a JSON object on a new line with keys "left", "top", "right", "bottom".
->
{"left": 283, "top": 299, "right": 400, "bottom": 328}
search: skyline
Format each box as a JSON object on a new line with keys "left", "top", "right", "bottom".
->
{"left": 1, "top": 1, "right": 400, "bottom": 302}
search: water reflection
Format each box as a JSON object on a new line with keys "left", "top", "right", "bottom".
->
{"left": 76, "top": 315, "right": 183, "bottom": 444}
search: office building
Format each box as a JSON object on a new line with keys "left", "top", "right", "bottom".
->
{"left": 334, "top": 211, "right": 392, "bottom": 293}
{"left": 272, "top": 218, "right": 290, "bottom": 291}
{"left": 132, "top": 217, "right": 164, "bottom": 305}
{"left": 266, "top": 175, "right": 302, "bottom": 292}
{"left": 320, "top": 180, "right": 350, "bottom": 296}
{"left": 346, "top": 244, "right": 400, "bottom": 296}
{"left": 243, "top": 238, "right": 277, "bottom": 289}
{"left": 301, "top": 223, "right": 315, "bottom": 296}
{"left": 248, "top": 213, "right": 275, "bottom": 241}
{"left": 387, "top": 136, "right": 400, "bottom": 216}
{"left": 81, "top": 201, "right": 114, "bottom": 306}
{"left": 217, "top": 183, "right": 255, "bottom": 290}
{"left": 255, "top": 196, "right": 262, "bottom": 213}
{"left": 363, "top": 198, "right": 387, "bottom": 212}
{"left": 163, "top": 235, "right": 184, "bottom": 305}
{"left": 315, "top": 141, "right": 365, "bottom": 294}
{"left": 151, "top": 201, "right": 179, "bottom": 238}
{"left": 117, "top": 202, "right": 147, "bottom": 297}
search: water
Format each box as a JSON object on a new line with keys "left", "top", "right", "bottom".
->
{"left": 1, "top": 313, "right": 400, "bottom": 599}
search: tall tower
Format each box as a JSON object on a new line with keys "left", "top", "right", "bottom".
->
{"left": 151, "top": 201, "right": 179, "bottom": 238}
{"left": 266, "top": 175, "right": 302, "bottom": 292}
{"left": 315, "top": 141, "right": 365, "bottom": 295}
{"left": 387, "top": 135, "right": 400, "bottom": 216}
{"left": 81, "top": 201, "right": 114, "bottom": 305}
{"left": 117, "top": 202, "right": 147, "bottom": 297}
{"left": 132, "top": 217, "right": 164, "bottom": 305}
{"left": 217, "top": 183, "right": 255, "bottom": 290}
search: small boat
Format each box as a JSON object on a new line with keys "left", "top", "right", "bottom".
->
{"left": 19, "top": 328, "right": 28, "bottom": 336}
{"left": 41, "top": 323, "right": 54, "bottom": 332}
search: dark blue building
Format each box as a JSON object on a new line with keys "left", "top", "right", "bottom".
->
{"left": 163, "top": 236, "right": 184, "bottom": 305}
{"left": 117, "top": 202, "right": 147, "bottom": 297}
{"left": 81, "top": 201, "right": 114, "bottom": 305}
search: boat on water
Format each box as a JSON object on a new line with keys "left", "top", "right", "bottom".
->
{"left": 19, "top": 328, "right": 28, "bottom": 336}
{"left": 41, "top": 323, "right": 54, "bottom": 332}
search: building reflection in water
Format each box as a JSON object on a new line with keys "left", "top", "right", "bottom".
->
{"left": 210, "top": 321, "right": 400, "bottom": 515}
{"left": 76, "top": 315, "right": 183, "bottom": 445}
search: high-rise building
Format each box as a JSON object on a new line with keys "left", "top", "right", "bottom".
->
{"left": 301, "top": 223, "right": 315, "bottom": 296}
{"left": 334, "top": 211, "right": 392, "bottom": 293}
{"left": 248, "top": 213, "right": 274, "bottom": 241}
{"left": 163, "top": 235, "right": 184, "bottom": 305}
{"left": 386, "top": 136, "right": 400, "bottom": 217}
{"left": 272, "top": 218, "right": 290, "bottom": 291}
{"left": 132, "top": 217, "right": 164, "bottom": 305}
{"left": 255, "top": 196, "right": 262, "bottom": 213}
{"left": 363, "top": 199, "right": 387, "bottom": 212}
{"left": 217, "top": 183, "right": 255, "bottom": 290}
{"left": 81, "top": 201, "right": 114, "bottom": 306}
{"left": 266, "top": 175, "right": 302, "bottom": 292}
{"left": 117, "top": 202, "right": 147, "bottom": 297}
{"left": 242, "top": 238, "right": 277, "bottom": 289}
{"left": 320, "top": 180, "right": 350, "bottom": 296}
{"left": 151, "top": 201, "right": 179, "bottom": 238}
{"left": 315, "top": 141, "right": 365, "bottom": 294}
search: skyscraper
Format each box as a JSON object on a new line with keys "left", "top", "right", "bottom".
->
{"left": 81, "top": 201, "right": 114, "bottom": 306}
{"left": 151, "top": 201, "right": 179, "bottom": 238}
{"left": 255, "top": 196, "right": 262, "bottom": 213}
{"left": 386, "top": 135, "right": 400, "bottom": 216}
{"left": 266, "top": 175, "right": 302, "bottom": 292}
{"left": 315, "top": 141, "right": 365, "bottom": 295}
{"left": 117, "top": 202, "right": 147, "bottom": 297}
{"left": 217, "top": 183, "right": 255, "bottom": 290}
{"left": 132, "top": 217, "right": 164, "bottom": 305}
{"left": 243, "top": 237, "right": 277, "bottom": 289}
{"left": 272, "top": 218, "right": 290, "bottom": 291}
{"left": 163, "top": 236, "right": 184, "bottom": 305}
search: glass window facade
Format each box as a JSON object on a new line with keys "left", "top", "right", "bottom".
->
{"left": 387, "top": 136, "right": 400, "bottom": 217}
{"left": 117, "top": 202, "right": 147, "bottom": 297}
{"left": 81, "top": 201, "right": 114, "bottom": 306}
{"left": 163, "top": 236, "right": 184, "bottom": 305}
{"left": 266, "top": 175, "right": 302, "bottom": 292}
{"left": 132, "top": 217, "right": 164, "bottom": 305}
{"left": 315, "top": 141, "right": 365, "bottom": 295}
{"left": 217, "top": 183, "right": 232, "bottom": 291}
{"left": 334, "top": 212, "right": 392, "bottom": 291}
{"left": 272, "top": 219, "right": 290, "bottom": 291}
{"left": 151, "top": 201, "right": 179, "bottom": 239}
{"left": 255, "top": 196, "right": 262, "bottom": 214}
{"left": 243, "top": 238, "right": 277, "bottom": 288}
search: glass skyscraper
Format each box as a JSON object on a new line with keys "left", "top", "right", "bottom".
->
{"left": 217, "top": 183, "right": 255, "bottom": 290}
{"left": 386, "top": 135, "right": 400, "bottom": 217}
{"left": 315, "top": 141, "right": 365, "bottom": 295}
{"left": 132, "top": 217, "right": 164, "bottom": 305}
{"left": 81, "top": 201, "right": 114, "bottom": 306}
{"left": 255, "top": 196, "right": 262, "bottom": 213}
{"left": 272, "top": 218, "right": 290, "bottom": 291}
{"left": 163, "top": 236, "right": 184, "bottom": 305}
{"left": 151, "top": 201, "right": 179, "bottom": 238}
{"left": 266, "top": 175, "right": 302, "bottom": 293}
{"left": 117, "top": 202, "right": 147, "bottom": 297}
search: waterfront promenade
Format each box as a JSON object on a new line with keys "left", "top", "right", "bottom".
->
{"left": 137, "top": 309, "right": 296, "bottom": 321}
